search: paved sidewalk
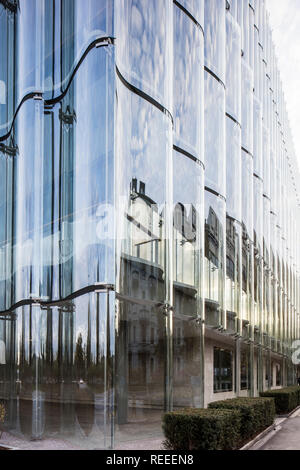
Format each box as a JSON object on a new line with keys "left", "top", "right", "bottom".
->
{"left": 259, "top": 409, "right": 300, "bottom": 450}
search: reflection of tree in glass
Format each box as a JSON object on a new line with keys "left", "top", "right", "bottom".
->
{"left": 74, "top": 333, "right": 85, "bottom": 380}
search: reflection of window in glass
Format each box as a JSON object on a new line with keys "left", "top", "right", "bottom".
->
{"left": 150, "top": 327, "right": 154, "bottom": 344}
{"left": 240, "top": 350, "right": 250, "bottom": 390}
{"left": 214, "top": 347, "right": 233, "bottom": 392}
{"left": 276, "top": 363, "right": 281, "bottom": 386}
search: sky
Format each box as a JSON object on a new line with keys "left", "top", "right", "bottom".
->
{"left": 266, "top": 0, "right": 300, "bottom": 167}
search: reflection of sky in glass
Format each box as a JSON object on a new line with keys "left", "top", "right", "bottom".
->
{"left": 226, "top": 14, "right": 241, "bottom": 123}
{"left": 174, "top": 5, "right": 203, "bottom": 159}
{"left": 204, "top": 0, "right": 225, "bottom": 83}
{"left": 204, "top": 74, "right": 226, "bottom": 197}
{"left": 242, "top": 151, "right": 254, "bottom": 238}
{"left": 175, "top": 0, "right": 204, "bottom": 26}
{"left": 226, "top": 118, "right": 241, "bottom": 222}
{"left": 116, "top": 82, "right": 170, "bottom": 207}
{"left": 241, "top": 60, "right": 254, "bottom": 154}
{"left": 116, "top": 0, "right": 171, "bottom": 109}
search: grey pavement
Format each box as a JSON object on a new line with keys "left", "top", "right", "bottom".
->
{"left": 259, "top": 409, "right": 300, "bottom": 450}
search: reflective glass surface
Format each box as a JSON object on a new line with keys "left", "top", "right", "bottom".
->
{"left": 0, "top": 292, "right": 115, "bottom": 448}
{"left": 204, "top": 193, "right": 226, "bottom": 327}
{"left": 204, "top": 74, "right": 226, "bottom": 197}
{"left": 174, "top": 4, "right": 204, "bottom": 160}
{"left": 204, "top": 0, "right": 226, "bottom": 84}
{"left": 226, "top": 13, "right": 241, "bottom": 123}
{"left": 115, "top": 0, "right": 172, "bottom": 109}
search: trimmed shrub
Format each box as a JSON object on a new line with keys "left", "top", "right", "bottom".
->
{"left": 162, "top": 408, "right": 241, "bottom": 451}
{"left": 208, "top": 397, "right": 275, "bottom": 444}
{"left": 260, "top": 386, "right": 300, "bottom": 415}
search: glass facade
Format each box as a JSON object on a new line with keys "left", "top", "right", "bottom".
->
{"left": 0, "top": 0, "right": 299, "bottom": 449}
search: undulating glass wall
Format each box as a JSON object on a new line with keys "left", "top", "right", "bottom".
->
{"left": 0, "top": 0, "right": 299, "bottom": 449}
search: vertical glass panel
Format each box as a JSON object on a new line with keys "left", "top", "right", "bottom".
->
{"left": 72, "top": 46, "right": 115, "bottom": 291}
{"left": 0, "top": 150, "right": 13, "bottom": 312}
{"left": 172, "top": 150, "right": 204, "bottom": 409}
{"left": 42, "top": 46, "right": 115, "bottom": 301}
{"left": 263, "top": 125, "right": 270, "bottom": 199}
{"left": 115, "top": 82, "right": 172, "bottom": 303}
{"left": 115, "top": 0, "right": 172, "bottom": 108}
{"left": 175, "top": 0, "right": 204, "bottom": 26}
{"left": 74, "top": 0, "right": 114, "bottom": 53}
{"left": 115, "top": 296, "right": 166, "bottom": 446}
{"left": 17, "top": 0, "right": 114, "bottom": 101}
{"left": 114, "top": 78, "right": 172, "bottom": 446}
{"left": 242, "top": 150, "right": 254, "bottom": 240}
{"left": 241, "top": 59, "right": 254, "bottom": 155}
{"left": 226, "top": 118, "right": 242, "bottom": 330}
{"left": 241, "top": 151, "right": 254, "bottom": 327}
{"left": 253, "top": 96, "right": 263, "bottom": 178}
{"left": 226, "top": 218, "right": 242, "bottom": 325}
{"left": 0, "top": 4, "right": 15, "bottom": 134}
{"left": 240, "top": 346, "right": 251, "bottom": 390}
{"left": 17, "top": 0, "right": 45, "bottom": 98}
{"left": 204, "top": 74, "right": 226, "bottom": 197}
{"left": 204, "top": 193, "right": 226, "bottom": 327}
{"left": 204, "top": 0, "right": 226, "bottom": 84}
{"left": 13, "top": 99, "right": 44, "bottom": 304}
{"left": 226, "top": 119, "right": 241, "bottom": 221}
{"left": 225, "top": 13, "right": 241, "bottom": 123}
{"left": 173, "top": 4, "right": 204, "bottom": 160}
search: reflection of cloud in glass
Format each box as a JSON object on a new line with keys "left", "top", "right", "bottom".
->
{"left": 116, "top": 0, "right": 171, "bottom": 108}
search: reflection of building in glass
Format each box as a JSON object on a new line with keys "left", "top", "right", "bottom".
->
{"left": 0, "top": 0, "right": 299, "bottom": 449}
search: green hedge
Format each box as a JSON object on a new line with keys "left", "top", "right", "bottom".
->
{"left": 208, "top": 397, "right": 275, "bottom": 444}
{"left": 260, "top": 386, "right": 300, "bottom": 415}
{"left": 162, "top": 408, "right": 241, "bottom": 451}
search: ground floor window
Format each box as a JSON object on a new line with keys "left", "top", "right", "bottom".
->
{"left": 214, "top": 347, "right": 233, "bottom": 392}
{"left": 240, "top": 349, "right": 251, "bottom": 390}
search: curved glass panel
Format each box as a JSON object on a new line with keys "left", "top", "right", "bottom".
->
{"left": 173, "top": 150, "right": 204, "bottom": 408}
{"left": 17, "top": 0, "right": 45, "bottom": 98}
{"left": 13, "top": 99, "right": 44, "bottom": 304}
{"left": 253, "top": 177, "right": 263, "bottom": 255}
{"left": 226, "top": 119, "right": 241, "bottom": 221}
{"left": 241, "top": 59, "right": 254, "bottom": 155}
{"left": 1, "top": 45, "right": 115, "bottom": 308}
{"left": 262, "top": 125, "right": 270, "bottom": 198}
{"left": 253, "top": 177, "right": 263, "bottom": 333}
{"left": 175, "top": 0, "right": 204, "bottom": 26}
{"left": 114, "top": 80, "right": 172, "bottom": 444}
{"left": 204, "top": 74, "right": 226, "bottom": 197}
{"left": 226, "top": 118, "right": 242, "bottom": 333}
{"left": 16, "top": 0, "right": 114, "bottom": 102}
{"left": 204, "top": 0, "right": 226, "bottom": 84}
{"left": 0, "top": 292, "right": 114, "bottom": 448}
{"left": 115, "top": 0, "right": 172, "bottom": 109}
{"left": 226, "top": 13, "right": 241, "bottom": 123}
{"left": 173, "top": 4, "right": 204, "bottom": 160}
{"left": 173, "top": 151, "right": 204, "bottom": 316}
{"left": 0, "top": 4, "right": 15, "bottom": 135}
{"left": 242, "top": 150, "right": 254, "bottom": 241}
{"left": 115, "top": 81, "right": 172, "bottom": 303}
{"left": 226, "top": 218, "right": 242, "bottom": 326}
{"left": 241, "top": 150, "right": 254, "bottom": 328}
{"left": 253, "top": 96, "right": 263, "bottom": 178}
{"left": 0, "top": 149, "right": 13, "bottom": 312}
{"left": 204, "top": 192, "right": 226, "bottom": 328}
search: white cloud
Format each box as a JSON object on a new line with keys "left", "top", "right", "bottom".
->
{"left": 266, "top": 0, "right": 300, "bottom": 167}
